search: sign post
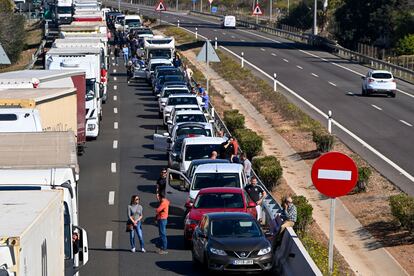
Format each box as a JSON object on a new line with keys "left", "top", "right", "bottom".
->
{"left": 311, "top": 152, "right": 358, "bottom": 275}
{"left": 155, "top": 1, "right": 167, "bottom": 25}
{"left": 208, "top": 0, "right": 213, "bottom": 13}
{"left": 252, "top": 3, "right": 263, "bottom": 25}
{"left": 196, "top": 40, "right": 220, "bottom": 94}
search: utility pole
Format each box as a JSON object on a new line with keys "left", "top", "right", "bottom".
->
{"left": 176, "top": 0, "right": 178, "bottom": 11}
{"left": 269, "top": 0, "right": 272, "bottom": 20}
{"left": 313, "top": 0, "right": 318, "bottom": 35}
{"left": 200, "top": 0, "right": 203, "bottom": 12}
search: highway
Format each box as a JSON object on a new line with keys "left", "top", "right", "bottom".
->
{"left": 108, "top": 1, "right": 414, "bottom": 195}
{"left": 78, "top": 62, "right": 212, "bottom": 275}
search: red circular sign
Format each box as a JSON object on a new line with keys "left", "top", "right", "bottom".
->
{"left": 311, "top": 152, "right": 358, "bottom": 198}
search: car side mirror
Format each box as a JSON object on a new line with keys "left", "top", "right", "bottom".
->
{"left": 361, "top": 76, "right": 365, "bottom": 80}
{"left": 248, "top": 201, "right": 256, "bottom": 208}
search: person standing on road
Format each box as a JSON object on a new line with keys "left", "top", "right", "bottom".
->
{"left": 126, "top": 61, "right": 134, "bottom": 84}
{"left": 245, "top": 176, "right": 267, "bottom": 223}
{"left": 201, "top": 91, "right": 209, "bottom": 112}
{"left": 128, "top": 195, "right": 145, "bottom": 253}
{"left": 184, "top": 64, "right": 193, "bottom": 83}
{"left": 155, "top": 194, "right": 170, "bottom": 254}
{"left": 122, "top": 44, "right": 129, "bottom": 65}
{"left": 114, "top": 45, "right": 120, "bottom": 66}
{"left": 156, "top": 168, "right": 168, "bottom": 198}
{"left": 240, "top": 153, "right": 252, "bottom": 179}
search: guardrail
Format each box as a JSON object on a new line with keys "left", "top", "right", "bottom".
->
{"left": 26, "top": 39, "right": 46, "bottom": 69}
{"left": 189, "top": 10, "right": 414, "bottom": 83}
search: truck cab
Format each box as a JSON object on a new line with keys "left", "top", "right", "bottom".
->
{"left": 144, "top": 36, "right": 175, "bottom": 62}
{"left": 55, "top": 0, "right": 73, "bottom": 25}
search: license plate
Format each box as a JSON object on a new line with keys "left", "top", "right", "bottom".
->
{"left": 232, "top": 259, "right": 253, "bottom": 265}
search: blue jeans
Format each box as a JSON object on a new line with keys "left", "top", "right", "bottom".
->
{"left": 123, "top": 54, "right": 128, "bottom": 65}
{"left": 129, "top": 221, "right": 144, "bottom": 250}
{"left": 158, "top": 219, "right": 167, "bottom": 250}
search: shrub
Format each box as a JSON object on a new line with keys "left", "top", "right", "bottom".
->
{"left": 292, "top": 195, "right": 313, "bottom": 234}
{"left": 0, "top": 14, "right": 26, "bottom": 64}
{"left": 312, "top": 130, "right": 334, "bottom": 153}
{"left": 353, "top": 166, "right": 372, "bottom": 193}
{"left": 0, "top": 0, "right": 14, "bottom": 13}
{"left": 252, "top": 156, "right": 283, "bottom": 191}
{"left": 396, "top": 34, "right": 414, "bottom": 55}
{"left": 389, "top": 194, "right": 414, "bottom": 233}
{"left": 223, "top": 109, "right": 245, "bottom": 133}
{"left": 234, "top": 128, "right": 263, "bottom": 159}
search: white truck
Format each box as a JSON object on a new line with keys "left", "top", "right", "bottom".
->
{"left": 0, "top": 131, "right": 89, "bottom": 275}
{"left": 55, "top": 0, "right": 73, "bottom": 25}
{"left": 144, "top": 36, "right": 175, "bottom": 62}
{"left": 45, "top": 47, "right": 105, "bottom": 138}
{"left": 0, "top": 190, "right": 68, "bottom": 276}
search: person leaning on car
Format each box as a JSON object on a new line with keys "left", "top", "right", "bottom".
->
{"left": 279, "top": 196, "right": 297, "bottom": 233}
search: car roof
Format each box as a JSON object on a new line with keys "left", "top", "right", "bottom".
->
{"left": 175, "top": 110, "right": 204, "bottom": 115}
{"left": 204, "top": 212, "right": 253, "bottom": 220}
{"left": 149, "top": 59, "right": 172, "bottom": 64}
{"left": 198, "top": 187, "right": 243, "bottom": 194}
{"left": 173, "top": 122, "right": 212, "bottom": 130}
{"left": 169, "top": 94, "right": 197, "bottom": 98}
{"left": 190, "top": 159, "right": 230, "bottom": 166}
{"left": 370, "top": 70, "right": 393, "bottom": 74}
{"left": 183, "top": 136, "right": 226, "bottom": 145}
{"left": 164, "top": 85, "right": 188, "bottom": 89}
{"left": 194, "top": 163, "right": 243, "bottom": 173}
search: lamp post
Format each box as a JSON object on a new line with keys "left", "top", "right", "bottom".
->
{"left": 313, "top": 0, "right": 318, "bottom": 35}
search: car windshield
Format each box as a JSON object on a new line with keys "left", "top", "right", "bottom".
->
{"left": 192, "top": 173, "right": 240, "bottom": 190}
{"left": 85, "top": 79, "right": 96, "bottom": 101}
{"left": 168, "top": 97, "right": 198, "bottom": 106}
{"left": 185, "top": 144, "right": 222, "bottom": 161}
{"left": 176, "top": 127, "right": 211, "bottom": 137}
{"left": 162, "top": 89, "right": 189, "bottom": 97}
{"left": 159, "top": 75, "right": 184, "bottom": 85}
{"left": 151, "top": 63, "right": 171, "bottom": 71}
{"left": 57, "top": 6, "right": 72, "bottom": 13}
{"left": 211, "top": 219, "right": 262, "bottom": 238}
{"left": 194, "top": 193, "right": 244, "bottom": 209}
{"left": 176, "top": 114, "right": 206, "bottom": 123}
{"left": 135, "top": 29, "right": 153, "bottom": 35}
{"left": 125, "top": 19, "right": 141, "bottom": 27}
{"left": 372, "top": 73, "right": 392, "bottom": 79}
{"left": 149, "top": 49, "right": 171, "bottom": 59}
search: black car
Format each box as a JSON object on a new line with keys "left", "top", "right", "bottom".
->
{"left": 192, "top": 212, "right": 273, "bottom": 273}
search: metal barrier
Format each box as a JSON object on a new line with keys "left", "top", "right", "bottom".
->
{"left": 26, "top": 40, "right": 46, "bottom": 69}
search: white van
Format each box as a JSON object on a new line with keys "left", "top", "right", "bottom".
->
{"left": 124, "top": 14, "right": 142, "bottom": 31}
{"left": 0, "top": 108, "right": 42, "bottom": 132}
{"left": 222, "top": 15, "right": 236, "bottom": 28}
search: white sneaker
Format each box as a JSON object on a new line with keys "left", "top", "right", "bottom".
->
{"left": 141, "top": 248, "right": 146, "bottom": 253}
{"left": 131, "top": 248, "right": 136, "bottom": 252}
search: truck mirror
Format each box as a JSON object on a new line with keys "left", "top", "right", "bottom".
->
{"left": 73, "top": 226, "right": 89, "bottom": 267}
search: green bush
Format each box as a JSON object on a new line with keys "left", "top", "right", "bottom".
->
{"left": 223, "top": 109, "right": 245, "bottom": 133}
{"left": 234, "top": 128, "right": 263, "bottom": 159}
{"left": 389, "top": 194, "right": 414, "bottom": 233}
{"left": 396, "top": 34, "right": 414, "bottom": 55}
{"left": 0, "top": 0, "right": 14, "bottom": 13}
{"left": 252, "top": 156, "right": 283, "bottom": 191}
{"left": 0, "top": 14, "right": 26, "bottom": 64}
{"left": 292, "top": 195, "right": 313, "bottom": 234}
{"left": 312, "top": 130, "right": 334, "bottom": 153}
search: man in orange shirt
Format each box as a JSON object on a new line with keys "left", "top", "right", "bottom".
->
{"left": 156, "top": 194, "right": 170, "bottom": 254}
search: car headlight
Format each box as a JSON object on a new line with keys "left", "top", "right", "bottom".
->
{"left": 210, "top": 247, "right": 227, "bottom": 256}
{"left": 257, "top": 246, "right": 271, "bottom": 256}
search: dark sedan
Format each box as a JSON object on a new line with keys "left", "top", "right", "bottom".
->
{"left": 192, "top": 212, "right": 273, "bottom": 273}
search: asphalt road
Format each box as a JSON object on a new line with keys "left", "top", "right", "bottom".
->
{"left": 78, "top": 57, "right": 212, "bottom": 275}
{"left": 108, "top": 1, "right": 414, "bottom": 195}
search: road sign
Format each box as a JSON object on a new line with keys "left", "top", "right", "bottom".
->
{"left": 311, "top": 152, "right": 358, "bottom": 198}
{"left": 208, "top": 0, "right": 213, "bottom": 4}
{"left": 155, "top": 1, "right": 166, "bottom": 11}
{"left": 196, "top": 40, "right": 220, "bottom": 63}
{"left": 0, "top": 44, "right": 10, "bottom": 65}
{"left": 211, "top": 6, "right": 217, "bottom": 13}
{"left": 252, "top": 3, "right": 263, "bottom": 15}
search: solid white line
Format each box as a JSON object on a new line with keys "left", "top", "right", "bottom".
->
{"left": 114, "top": 85, "right": 117, "bottom": 90}
{"left": 113, "top": 69, "right": 117, "bottom": 73}
{"left": 328, "top": 82, "right": 337, "bottom": 87}
{"left": 114, "top": 122, "right": 118, "bottom": 129}
{"left": 318, "top": 169, "right": 352, "bottom": 181}
{"left": 283, "top": 59, "right": 289, "bottom": 63}
{"left": 218, "top": 45, "right": 414, "bottom": 184}
{"left": 111, "top": 162, "right": 117, "bottom": 173}
{"left": 371, "top": 104, "right": 382, "bottom": 111}
{"left": 112, "top": 63, "right": 115, "bottom": 66}
{"left": 108, "top": 191, "right": 115, "bottom": 205}
{"left": 113, "top": 95, "right": 118, "bottom": 101}
{"left": 105, "top": 231, "right": 113, "bottom": 249}
{"left": 297, "top": 65, "right": 303, "bottom": 69}
{"left": 311, "top": 73, "right": 319, "bottom": 78}
{"left": 114, "top": 77, "right": 117, "bottom": 81}
{"left": 113, "top": 140, "right": 118, "bottom": 149}
{"left": 114, "top": 107, "right": 118, "bottom": 114}
{"left": 271, "top": 53, "right": 277, "bottom": 56}
{"left": 260, "top": 48, "right": 265, "bottom": 51}
{"left": 399, "top": 120, "right": 413, "bottom": 127}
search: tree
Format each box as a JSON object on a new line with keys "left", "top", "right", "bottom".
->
{"left": 280, "top": 1, "right": 313, "bottom": 30}
{"left": 0, "top": 13, "right": 26, "bottom": 64}
{"left": 396, "top": 34, "right": 414, "bottom": 55}
{"left": 0, "top": 0, "right": 14, "bottom": 13}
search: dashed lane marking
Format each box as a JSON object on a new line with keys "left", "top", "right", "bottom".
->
{"left": 113, "top": 69, "right": 117, "bottom": 73}
{"left": 114, "top": 122, "right": 118, "bottom": 129}
{"left": 114, "top": 77, "right": 117, "bottom": 81}
{"left": 111, "top": 162, "right": 117, "bottom": 173}
{"left": 105, "top": 231, "right": 113, "bottom": 249}
{"left": 283, "top": 59, "right": 289, "bottom": 63}
{"left": 400, "top": 120, "right": 413, "bottom": 127}
{"left": 260, "top": 48, "right": 265, "bottom": 51}
{"left": 329, "top": 82, "right": 337, "bottom": 87}
{"left": 311, "top": 73, "right": 319, "bottom": 78}
{"left": 114, "top": 85, "right": 117, "bottom": 90}
{"left": 113, "top": 95, "right": 117, "bottom": 101}
{"left": 297, "top": 65, "right": 303, "bottom": 69}
{"left": 108, "top": 191, "right": 115, "bottom": 205}
{"left": 114, "top": 107, "right": 118, "bottom": 114}
{"left": 271, "top": 53, "right": 277, "bottom": 56}
{"left": 371, "top": 104, "right": 382, "bottom": 111}
{"left": 113, "top": 140, "right": 118, "bottom": 149}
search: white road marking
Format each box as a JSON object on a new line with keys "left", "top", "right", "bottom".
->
{"left": 347, "top": 92, "right": 355, "bottom": 96}
{"left": 260, "top": 48, "right": 265, "bottom": 51}
{"left": 222, "top": 32, "right": 226, "bottom": 35}
{"left": 231, "top": 35, "right": 236, "bottom": 39}
{"left": 108, "top": 191, "right": 115, "bottom": 205}
{"left": 114, "top": 85, "right": 117, "bottom": 90}
{"left": 283, "top": 59, "right": 289, "bottom": 63}
{"left": 311, "top": 73, "right": 319, "bottom": 78}
{"left": 318, "top": 169, "right": 352, "bottom": 181}
{"left": 218, "top": 45, "right": 414, "bottom": 184}
{"left": 113, "top": 140, "right": 118, "bottom": 149}
{"left": 113, "top": 69, "right": 117, "bottom": 73}
{"left": 114, "top": 122, "right": 118, "bottom": 129}
{"left": 111, "top": 162, "right": 117, "bottom": 173}
{"left": 114, "top": 107, "right": 118, "bottom": 114}
{"left": 296, "top": 65, "right": 303, "bottom": 69}
{"left": 114, "top": 77, "right": 117, "bottom": 81}
{"left": 112, "top": 63, "right": 115, "bottom": 66}
{"left": 241, "top": 39, "right": 245, "bottom": 42}
{"left": 399, "top": 120, "right": 413, "bottom": 127}
{"left": 105, "top": 231, "right": 113, "bottom": 249}
{"left": 113, "top": 95, "right": 117, "bottom": 101}
{"left": 213, "top": 29, "right": 217, "bottom": 32}
{"left": 271, "top": 53, "right": 277, "bottom": 56}
{"left": 328, "top": 82, "right": 337, "bottom": 87}
{"left": 371, "top": 104, "right": 382, "bottom": 111}
{"left": 112, "top": 57, "right": 114, "bottom": 60}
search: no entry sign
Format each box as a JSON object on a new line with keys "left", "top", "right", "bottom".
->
{"left": 311, "top": 152, "right": 358, "bottom": 198}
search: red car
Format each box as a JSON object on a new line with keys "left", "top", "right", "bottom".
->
{"left": 184, "top": 187, "right": 257, "bottom": 246}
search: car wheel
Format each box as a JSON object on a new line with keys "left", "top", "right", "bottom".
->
{"left": 184, "top": 237, "right": 191, "bottom": 249}
{"left": 192, "top": 249, "right": 201, "bottom": 267}
{"left": 361, "top": 87, "right": 366, "bottom": 96}
{"left": 390, "top": 92, "right": 396, "bottom": 98}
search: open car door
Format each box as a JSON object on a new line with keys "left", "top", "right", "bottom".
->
{"left": 166, "top": 168, "right": 191, "bottom": 216}
{"left": 153, "top": 132, "right": 170, "bottom": 152}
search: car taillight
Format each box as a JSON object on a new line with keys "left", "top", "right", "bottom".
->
{"left": 392, "top": 79, "right": 396, "bottom": 83}
{"left": 368, "top": 78, "right": 375, "bottom": 83}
